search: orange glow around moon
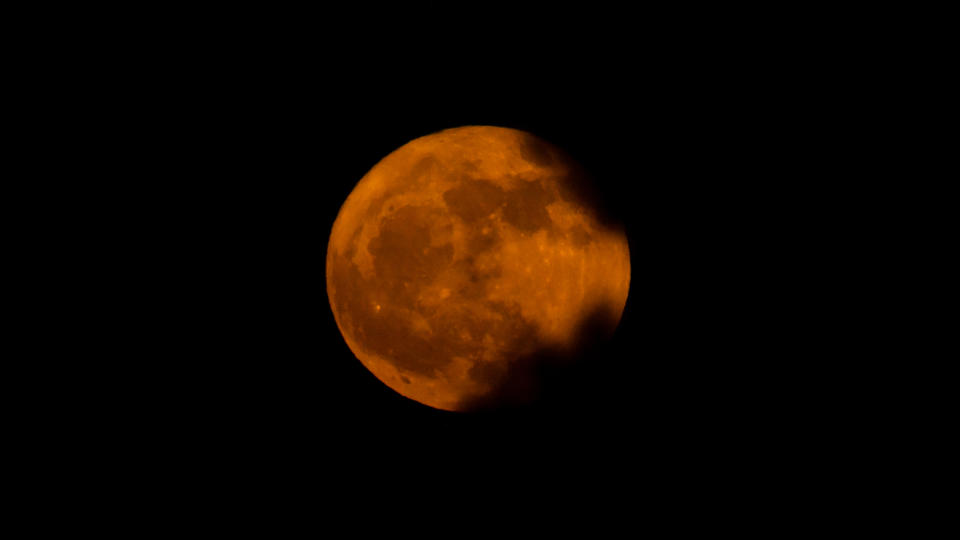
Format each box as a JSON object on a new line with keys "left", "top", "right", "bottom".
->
{"left": 326, "top": 126, "right": 630, "bottom": 412}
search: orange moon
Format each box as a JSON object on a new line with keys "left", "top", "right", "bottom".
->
{"left": 326, "top": 126, "right": 630, "bottom": 412}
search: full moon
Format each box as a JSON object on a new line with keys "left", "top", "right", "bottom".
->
{"left": 326, "top": 126, "right": 630, "bottom": 412}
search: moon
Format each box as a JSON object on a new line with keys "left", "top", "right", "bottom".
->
{"left": 326, "top": 126, "right": 630, "bottom": 412}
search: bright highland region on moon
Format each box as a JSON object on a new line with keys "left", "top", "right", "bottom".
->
{"left": 326, "top": 126, "right": 630, "bottom": 412}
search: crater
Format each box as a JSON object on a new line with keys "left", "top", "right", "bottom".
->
{"left": 465, "top": 216, "right": 503, "bottom": 254}
{"left": 330, "top": 251, "right": 467, "bottom": 378}
{"left": 405, "top": 155, "right": 440, "bottom": 186}
{"left": 456, "top": 255, "right": 503, "bottom": 300}
{"left": 368, "top": 205, "right": 454, "bottom": 303}
{"left": 364, "top": 192, "right": 393, "bottom": 227}
{"left": 360, "top": 306, "right": 455, "bottom": 376}
{"left": 567, "top": 224, "right": 592, "bottom": 246}
{"left": 442, "top": 177, "right": 506, "bottom": 223}
{"left": 502, "top": 179, "right": 555, "bottom": 233}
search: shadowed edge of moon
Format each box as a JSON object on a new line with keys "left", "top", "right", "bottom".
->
{"left": 455, "top": 300, "right": 624, "bottom": 413}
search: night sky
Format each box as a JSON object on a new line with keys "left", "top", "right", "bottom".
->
{"left": 51, "top": 9, "right": 880, "bottom": 516}
{"left": 213, "top": 87, "right": 795, "bottom": 444}
{"left": 147, "top": 53, "right": 834, "bottom": 477}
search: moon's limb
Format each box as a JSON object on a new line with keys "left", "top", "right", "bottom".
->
{"left": 327, "top": 126, "right": 630, "bottom": 411}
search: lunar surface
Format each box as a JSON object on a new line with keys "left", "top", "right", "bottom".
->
{"left": 326, "top": 126, "right": 630, "bottom": 412}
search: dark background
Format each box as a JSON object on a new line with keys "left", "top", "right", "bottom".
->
{"left": 96, "top": 30, "right": 857, "bottom": 479}
{"left": 28, "top": 7, "right": 910, "bottom": 518}
{"left": 166, "top": 71, "right": 820, "bottom": 461}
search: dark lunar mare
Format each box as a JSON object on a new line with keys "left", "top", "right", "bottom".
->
{"left": 330, "top": 192, "right": 550, "bottom": 382}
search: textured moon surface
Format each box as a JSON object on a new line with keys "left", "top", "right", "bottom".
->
{"left": 326, "top": 126, "right": 630, "bottom": 412}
